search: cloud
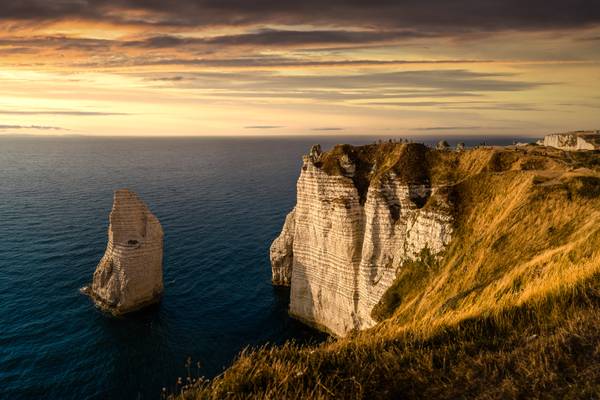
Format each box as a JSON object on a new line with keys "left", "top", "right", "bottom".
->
{"left": 365, "top": 101, "right": 453, "bottom": 107}
{"left": 312, "top": 127, "right": 344, "bottom": 131}
{"left": 124, "top": 29, "right": 434, "bottom": 49}
{"left": 0, "top": 32, "right": 498, "bottom": 71}
{"left": 411, "top": 125, "right": 515, "bottom": 131}
{"left": 0, "top": 46, "right": 37, "bottom": 55}
{"left": 1, "top": 1, "right": 599, "bottom": 32}
{"left": 0, "top": 36, "right": 113, "bottom": 50}
{"left": 442, "top": 104, "right": 544, "bottom": 111}
{"left": 0, "top": 124, "right": 65, "bottom": 130}
{"left": 128, "top": 69, "right": 548, "bottom": 111}
{"left": 412, "top": 126, "right": 484, "bottom": 131}
{"left": 0, "top": 109, "right": 130, "bottom": 116}
{"left": 557, "top": 102, "right": 600, "bottom": 109}
{"left": 365, "top": 101, "right": 543, "bottom": 111}
{"left": 150, "top": 76, "right": 186, "bottom": 82}
{"left": 578, "top": 36, "right": 600, "bottom": 41}
{"left": 244, "top": 125, "right": 284, "bottom": 129}
{"left": 112, "top": 56, "right": 495, "bottom": 69}
{"left": 151, "top": 69, "right": 547, "bottom": 96}
{"left": 0, "top": 33, "right": 493, "bottom": 69}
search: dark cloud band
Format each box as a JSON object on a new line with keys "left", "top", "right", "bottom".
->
{"left": 0, "top": 124, "right": 65, "bottom": 130}
{"left": 1, "top": 1, "right": 599, "bottom": 32}
{"left": 0, "top": 109, "right": 129, "bottom": 116}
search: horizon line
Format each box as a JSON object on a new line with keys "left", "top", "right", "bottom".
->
{"left": 0, "top": 132, "right": 551, "bottom": 139}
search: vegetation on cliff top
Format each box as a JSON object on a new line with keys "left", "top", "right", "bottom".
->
{"left": 317, "top": 142, "right": 432, "bottom": 203}
{"left": 174, "top": 144, "right": 600, "bottom": 399}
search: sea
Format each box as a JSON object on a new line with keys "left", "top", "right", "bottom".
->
{"left": 0, "top": 135, "right": 534, "bottom": 399}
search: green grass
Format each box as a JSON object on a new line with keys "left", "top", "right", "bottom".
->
{"left": 371, "top": 247, "right": 438, "bottom": 323}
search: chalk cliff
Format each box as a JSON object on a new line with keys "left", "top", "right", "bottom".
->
{"left": 542, "top": 131, "right": 600, "bottom": 151}
{"left": 271, "top": 143, "right": 454, "bottom": 336}
{"left": 87, "top": 189, "right": 164, "bottom": 315}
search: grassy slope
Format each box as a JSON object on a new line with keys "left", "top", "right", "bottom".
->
{"left": 176, "top": 145, "right": 600, "bottom": 399}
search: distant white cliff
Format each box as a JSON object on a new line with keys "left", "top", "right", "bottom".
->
{"left": 542, "top": 131, "right": 600, "bottom": 151}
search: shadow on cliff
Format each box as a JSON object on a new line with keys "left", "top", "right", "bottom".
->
{"left": 286, "top": 259, "right": 333, "bottom": 335}
{"left": 272, "top": 284, "right": 328, "bottom": 343}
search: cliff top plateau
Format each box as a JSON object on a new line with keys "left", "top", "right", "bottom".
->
{"left": 310, "top": 140, "right": 600, "bottom": 209}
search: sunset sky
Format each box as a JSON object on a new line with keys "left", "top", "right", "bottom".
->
{"left": 0, "top": 1, "right": 599, "bottom": 136}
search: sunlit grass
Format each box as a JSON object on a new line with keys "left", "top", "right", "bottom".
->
{"left": 174, "top": 145, "right": 600, "bottom": 399}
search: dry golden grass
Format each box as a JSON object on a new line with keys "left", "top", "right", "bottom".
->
{"left": 174, "top": 145, "right": 600, "bottom": 400}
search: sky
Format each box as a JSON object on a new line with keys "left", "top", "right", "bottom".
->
{"left": 0, "top": 0, "right": 599, "bottom": 136}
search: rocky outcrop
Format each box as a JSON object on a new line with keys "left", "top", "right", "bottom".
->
{"left": 542, "top": 131, "right": 600, "bottom": 151}
{"left": 270, "top": 209, "right": 295, "bottom": 286}
{"left": 308, "top": 144, "right": 323, "bottom": 163}
{"left": 436, "top": 140, "right": 450, "bottom": 150}
{"left": 270, "top": 143, "right": 453, "bottom": 336}
{"left": 86, "top": 189, "right": 164, "bottom": 315}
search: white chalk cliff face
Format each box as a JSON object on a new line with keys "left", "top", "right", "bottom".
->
{"left": 89, "top": 189, "right": 164, "bottom": 315}
{"left": 543, "top": 132, "right": 600, "bottom": 151}
{"left": 270, "top": 144, "right": 453, "bottom": 336}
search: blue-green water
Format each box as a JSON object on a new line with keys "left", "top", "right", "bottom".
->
{"left": 0, "top": 135, "right": 532, "bottom": 399}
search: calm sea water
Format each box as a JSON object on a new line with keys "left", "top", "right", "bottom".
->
{"left": 0, "top": 135, "right": 533, "bottom": 399}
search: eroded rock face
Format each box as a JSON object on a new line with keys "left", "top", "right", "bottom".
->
{"left": 88, "top": 189, "right": 164, "bottom": 315}
{"left": 270, "top": 144, "right": 453, "bottom": 336}
{"left": 286, "top": 161, "right": 365, "bottom": 335}
{"left": 355, "top": 178, "right": 452, "bottom": 330}
{"left": 270, "top": 209, "right": 295, "bottom": 286}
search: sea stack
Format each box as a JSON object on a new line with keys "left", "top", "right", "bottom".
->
{"left": 87, "top": 189, "right": 164, "bottom": 315}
